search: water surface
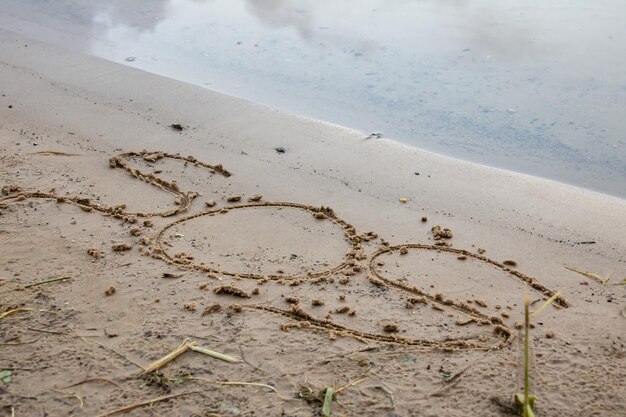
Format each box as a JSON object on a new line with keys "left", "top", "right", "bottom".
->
{"left": 0, "top": 0, "right": 624, "bottom": 197}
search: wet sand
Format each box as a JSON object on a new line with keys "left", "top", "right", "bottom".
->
{"left": 1, "top": 29, "right": 625, "bottom": 416}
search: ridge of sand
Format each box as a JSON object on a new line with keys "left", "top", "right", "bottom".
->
{"left": 0, "top": 29, "right": 624, "bottom": 416}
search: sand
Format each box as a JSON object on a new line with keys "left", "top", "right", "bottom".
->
{"left": 1, "top": 29, "right": 625, "bottom": 417}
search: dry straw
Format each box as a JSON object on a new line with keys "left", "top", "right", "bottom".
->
{"left": 515, "top": 290, "right": 561, "bottom": 417}
{"left": 564, "top": 266, "right": 610, "bottom": 285}
{"left": 139, "top": 339, "right": 241, "bottom": 374}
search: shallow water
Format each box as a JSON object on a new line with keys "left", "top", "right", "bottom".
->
{"left": 0, "top": 0, "right": 625, "bottom": 198}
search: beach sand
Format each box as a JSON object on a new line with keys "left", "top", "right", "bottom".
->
{"left": 1, "top": 29, "right": 625, "bottom": 416}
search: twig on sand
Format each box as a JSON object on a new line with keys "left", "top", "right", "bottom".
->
{"left": 23, "top": 276, "right": 72, "bottom": 289}
{"left": 334, "top": 377, "right": 368, "bottom": 396}
{"left": 140, "top": 340, "right": 192, "bottom": 375}
{"left": 27, "top": 327, "right": 68, "bottom": 335}
{"left": 187, "top": 376, "right": 292, "bottom": 401}
{"left": 96, "top": 391, "right": 203, "bottom": 417}
{"left": 189, "top": 344, "right": 241, "bottom": 363}
{"left": 62, "top": 377, "right": 125, "bottom": 391}
{"left": 29, "top": 151, "right": 80, "bottom": 156}
{"left": 50, "top": 388, "right": 84, "bottom": 408}
{"left": 217, "top": 381, "right": 291, "bottom": 400}
{"left": 0, "top": 308, "right": 32, "bottom": 319}
{"left": 140, "top": 339, "right": 241, "bottom": 374}
{"left": 374, "top": 385, "right": 396, "bottom": 411}
{"left": 79, "top": 338, "right": 144, "bottom": 370}
{"left": 428, "top": 354, "right": 487, "bottom": 398}
{"left": 238, "top": 344, "right": 264, "bottom": 372}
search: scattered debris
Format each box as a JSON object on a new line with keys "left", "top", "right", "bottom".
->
{"left": 202, "top": 304, "right": 222, "bottom": 315}
{"left": 475, "top": 299, "right": 488, "bottom": 308}
{"left": 213, "top": 285, "right": 251, "bottom": 298}
{"left": 503, "top": 260, "right": 518, "bottom": 267}
{"left": 97, "top": 391, "right": 202, "bottom": 417}
{"left": 383, "top": 323, "right": 399, "bottom": 333}
{"left": 111, "top": 243, "right": 132, "bottom": 252}
{"left": 274, "top": 147, "right": 286, "bottom": 154}
{"left": 1, "top": 184, "right": 21, "bottom": 195}
{"left": 365, "top": 132, "right": 383, "bottom": 139}
{"left": 285, "top": 295, "right": 300, "bottom": 304}
{"left": 162, "top": 272, "right": 187, "bottom": 279}
{"left": 432, "top": 225, "right": 453, "bottom": 240}
{"left": 105, "top": 287, "right": 116, "bottom": 296}
{"left": 170, "top": 124, "right": 184, "bottom": 131}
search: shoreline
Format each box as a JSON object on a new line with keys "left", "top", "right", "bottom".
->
{"left": 1, "top": 1, "right": 625, "bottom": 199}
{"left": 1, "top": 28, "right": 625, "bottom": 416}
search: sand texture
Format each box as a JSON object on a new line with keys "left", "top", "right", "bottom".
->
{"left": 1, "top": 30, "right": 625, "bottom": 417}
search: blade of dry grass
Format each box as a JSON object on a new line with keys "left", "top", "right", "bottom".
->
{"left": 531, "top": 290, "right": 562, "bottom": 317}
{"left": 564, "top": 266, "right": 610, "bottom": 285}
{"left": 29, "top": 151, "right": 80, "bottom": 156}
{"left": 334, "top": 377, "right": 367, "bottom": 396}
{"left": 0, "top": 337, "right": 41, "bottom": 346}
{"left": 27, "top": 327, "right": 69, "bottom": 335}
{"left": 0, "top": 308, "right": 32, "bottom": 319}
{"left": 188, "top": 345, "right": 241, "bottom": 363}
{"left": 187, "top": 376, "right": 291, "bottom": 401}
{"left": 375, "top": 385, "right": 396, "bottom": 410}
{"left": 217, "top": 381, "right": 291, "bottom": 400}
{"left": 23, "top": 276, "right": 71, "bottom": 289}
{"left": 96, "top": 391, "right": 202, "bottom": 417}
{"left": 51, "top": 388, "right": 84, "bottom": 408}
{"left": 62, "top": 377, "right": 125, "bottom": 391}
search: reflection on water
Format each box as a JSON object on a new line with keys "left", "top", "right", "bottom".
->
{"left": 0, "top": 0, "right": 625, "bottom": 198}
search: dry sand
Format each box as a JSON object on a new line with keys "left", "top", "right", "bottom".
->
{"left": 1, "top": 29, "right": 625, "bottom": 417}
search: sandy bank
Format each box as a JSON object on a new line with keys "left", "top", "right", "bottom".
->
{"left": 1, "top": 29, "right": 624, "bottom": 416}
